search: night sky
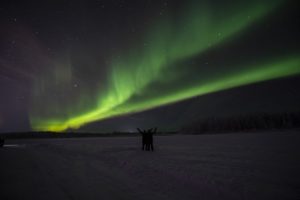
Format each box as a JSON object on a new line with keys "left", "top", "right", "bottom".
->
{"left": 0, "top": 0, "right": 299, "bottom": 132}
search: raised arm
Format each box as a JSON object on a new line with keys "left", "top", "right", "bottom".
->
{"left": 137, "top": 128, "right": 143, "bottom": 134}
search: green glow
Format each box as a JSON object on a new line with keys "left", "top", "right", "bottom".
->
{"left": 30, "top": 0, "right": 300, "bottom": 132}
{"left": 31, "top": 56, "right": 300, "bottom": 132}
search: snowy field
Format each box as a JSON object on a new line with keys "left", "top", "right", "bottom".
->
{"left": 1, "top": 131, "right": 300, "bottom": 200}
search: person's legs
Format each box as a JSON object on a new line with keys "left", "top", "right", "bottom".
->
{"left": 150, "top": 143, "right": 154, "bottom": 151}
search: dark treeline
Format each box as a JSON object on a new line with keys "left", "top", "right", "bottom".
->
{"left": 0, "top": 132, "right": 110, "bottom": 139}
{"left": 181, "top": 112, "right": 300, "bottom": 134}
{"left": 0, "top": 132, "right": 144, "bottom": 139}
{"left": 1, "top": 112, "right": 299, "bottom": 139}
{"left": 0, "top": 130, "right": 177, "bottom": 140}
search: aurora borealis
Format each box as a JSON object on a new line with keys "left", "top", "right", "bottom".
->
{"left": 0, "top": 0, "right": 299, "bottom": 132}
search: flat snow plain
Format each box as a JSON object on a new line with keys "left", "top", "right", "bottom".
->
{"left": 1, "top": 130, "right": 300, "bottom": 200}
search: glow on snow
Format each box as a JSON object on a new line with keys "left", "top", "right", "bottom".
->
{"left": 30, "top": 0, "right": 300, "bottom": 132}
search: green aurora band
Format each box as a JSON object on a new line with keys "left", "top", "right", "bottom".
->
{"left": 30, "top": 0, "right": 300, "bottom": 132}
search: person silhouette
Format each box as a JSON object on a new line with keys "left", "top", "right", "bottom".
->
{"left": 137, "top": 128, "right": 147, "bottom": 150}
{"left": 137, "top": 128, "right": 157, "bottom": 151}
{"left": 0, "top": 137, "right": 5, "bottom": 147}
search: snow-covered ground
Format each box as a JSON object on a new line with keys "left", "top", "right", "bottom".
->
{"left": 1, "top": 131, "right": 300, "bottom": 200}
